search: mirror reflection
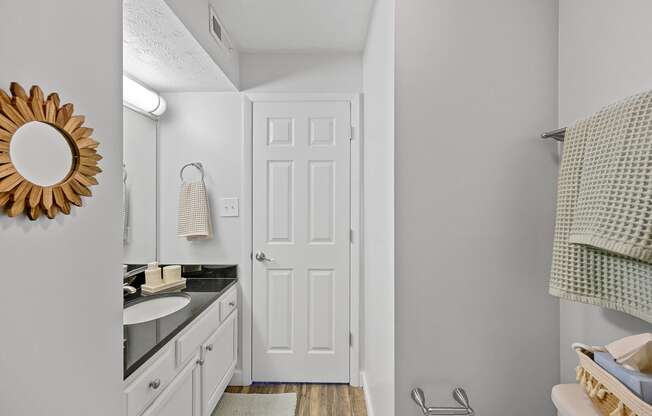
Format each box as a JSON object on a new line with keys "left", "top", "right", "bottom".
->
{"left": 123, "top": 107, "right": 157, "bottom": 264}
{"left": 10, "top": 122, "right": 74, "bottom": 186}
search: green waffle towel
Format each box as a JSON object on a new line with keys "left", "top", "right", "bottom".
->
{"left": 549, "top": 92, "right": 652, "bottom": 323}
{"left": 569, "top": 91, "right": 652, "bottom": 263}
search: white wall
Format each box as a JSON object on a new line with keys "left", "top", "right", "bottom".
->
{"left": 361, "top": 0, "right": 395, "bottom": 414}
{"left": 0, "top": 1, "right": 123, "bottom": 415}
{"left": 240, "top": 53, "right": 362, "bottom": 92}
{"left": 123, "top": 107, "right": 157, "bottom": 264}
{"left": 163, "top": 0, "right": 240, "bottom": 89}
{"left": 395, "top": 1, "right": 559, "bottom": 415}
{"left": 158, "top": 92, "right": 242, "bottom": 265}
{"left": 158, "top": 91, "right": 246, "bottom": 382}
{"left": 558, "top": 0, "right": 652, "bottom": 384}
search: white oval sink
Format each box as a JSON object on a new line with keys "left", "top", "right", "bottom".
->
{"left": 124, "top": 294, "right": 190, "bottom": 325}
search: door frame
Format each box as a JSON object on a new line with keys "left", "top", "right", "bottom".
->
{"left": 235, "top": 93, "right": 362, "bottom": 387}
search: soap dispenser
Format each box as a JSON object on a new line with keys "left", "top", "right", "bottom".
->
{"left": 145, "top": 261, "right": 163, "bottom": 287}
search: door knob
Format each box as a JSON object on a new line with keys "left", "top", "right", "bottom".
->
{"left": 255, "top": 251, "right": 274, "bottom": 262}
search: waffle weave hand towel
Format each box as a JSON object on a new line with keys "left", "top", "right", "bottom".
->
{"left": 549, "top": 107, "right": 652, "bottom": 324}
{"left": 568, "top": 91, "right": 652, "bottom": 263}
{"left": 177, "top": 181, "right": 212, "bottom": 239}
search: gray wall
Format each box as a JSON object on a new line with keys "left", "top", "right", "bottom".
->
{"left": 558, "top": 0, "right": 652, "bottom": 383}
{"left": 361, "top": 0, "right": 395, "bottom": 414}
{"left": 395, "top": 1, "right": 560, "bottom": 415}
{"left": 0, "top": 1, "right": 123, "bottom": 415}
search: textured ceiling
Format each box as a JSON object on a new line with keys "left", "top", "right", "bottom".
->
{"left": 123, "top": 0, "right": 236, "bottom": 92}
{"left": 210, "top": 0, "right": 375, "bottom": 52}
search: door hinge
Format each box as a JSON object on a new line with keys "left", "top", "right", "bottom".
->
{"left": 349, "top": 228, "right": 354, "bottom": 243}
{"left": 349, "top": 332, "right": 353, "bottom": 347}
{"left": 349, "top": 126, "right": 354, "bottom": 141}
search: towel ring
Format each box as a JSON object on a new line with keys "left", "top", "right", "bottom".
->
{"left": 180, "top": 162, "right": 205, "bottom": 182}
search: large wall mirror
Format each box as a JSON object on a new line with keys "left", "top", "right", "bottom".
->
{"left": 123, "top": 107, "right": 157, "bottom": 264}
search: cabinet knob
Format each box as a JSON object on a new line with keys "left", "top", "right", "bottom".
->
{"left": 228, "top": 301, "right": 235, "bottom": 307}
{"left": 149, "top": 379, "right": 161, "bottom": 390}
{"left": 205, "top": 344, "right": 213, "bottom": 352}
{"left": 196, "top": 359, "right": 204, "bottom": 365}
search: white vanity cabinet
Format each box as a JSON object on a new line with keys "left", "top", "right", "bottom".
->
{"left": 142, "top": 352, "right": 201, "bottom": 416}
{"left": 201, "top": 313, "right": 237, "bottom": 416}
{"left": 125, "top": 285, "right": 238, "bottom": 416}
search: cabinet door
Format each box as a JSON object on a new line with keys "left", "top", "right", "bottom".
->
{"left": 201, "top": 312, "right": 238, "bottom": 416}
{"left": 143, "top": 353, "right": 201, "bottom": 416}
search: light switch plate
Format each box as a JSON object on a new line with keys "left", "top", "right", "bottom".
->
{"left": 220, "top": 197, "right": 239, "bottom": 217}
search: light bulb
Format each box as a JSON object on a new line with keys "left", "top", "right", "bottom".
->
{"left": 123, "top": 75, "right": 167, "bottom": 117}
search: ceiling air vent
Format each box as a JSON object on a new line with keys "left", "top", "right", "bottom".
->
{"left": 209, "top": 6, "right": 233, "bottom": 53}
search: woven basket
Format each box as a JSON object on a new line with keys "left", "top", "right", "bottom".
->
{"left": 575, "top": 347, "right": 652, "bottom": 416}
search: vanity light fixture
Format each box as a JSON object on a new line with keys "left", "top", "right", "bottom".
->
{"left": 122, "top": 76, "right": 167, "bottom": 117}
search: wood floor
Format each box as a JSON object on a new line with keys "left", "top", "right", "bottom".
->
{"left": 225, "top": 384, "right": 367, "bottom": 416}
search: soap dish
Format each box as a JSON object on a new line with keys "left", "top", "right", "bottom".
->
{"left": 141, "top": 278, "right": 187, "bottom": 296}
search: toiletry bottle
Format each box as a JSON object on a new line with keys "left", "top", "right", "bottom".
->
{"left": 145, "top": 262, "right": 163, "bottom": 287}
{"left": 163, "top": 265, "right": 182, "bottom": 284}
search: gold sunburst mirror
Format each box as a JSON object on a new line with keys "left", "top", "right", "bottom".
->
{"left": 0, "top": 82, "right": 102, "bottom": 220}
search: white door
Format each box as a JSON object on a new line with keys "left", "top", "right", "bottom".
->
{"left": 252, "top": 100, "right": 351, "bottom": 382}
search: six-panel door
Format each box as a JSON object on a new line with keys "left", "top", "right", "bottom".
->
{"left": 252, "top": 101, "right": 351, "bottom": 382}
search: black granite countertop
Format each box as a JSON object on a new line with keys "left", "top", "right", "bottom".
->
{"left": 123, "top": 265, "right": 237, "bottom": 379}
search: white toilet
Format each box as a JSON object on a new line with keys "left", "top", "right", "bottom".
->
{"left": 551, "top": 384, "right": 601, "bottom": 416}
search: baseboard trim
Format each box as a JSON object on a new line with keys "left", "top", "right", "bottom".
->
{"left": 360, "top": 371, "right": 375, "bottom": 416}
{"left": 228, "top": 369, "right": 252, "bottom": 387}
{"left": 350, "top": 369, "right": 362, "bottom": 387}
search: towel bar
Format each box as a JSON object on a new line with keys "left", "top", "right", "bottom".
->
{"left": 411, "top": 387, "right": 474, "bottom": 416}
{"left": 180, "top": 162, "right": 205, "bottom": 181}
{"left": 541, "top": 127, "right": 566, "bottom": 142}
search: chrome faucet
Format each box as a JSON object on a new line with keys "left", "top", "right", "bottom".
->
{"left": 123, "top": 265, "right": 146, "bottom": 296}
{"left": 123, "top": 284, "right": 137, "bottom": 296}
